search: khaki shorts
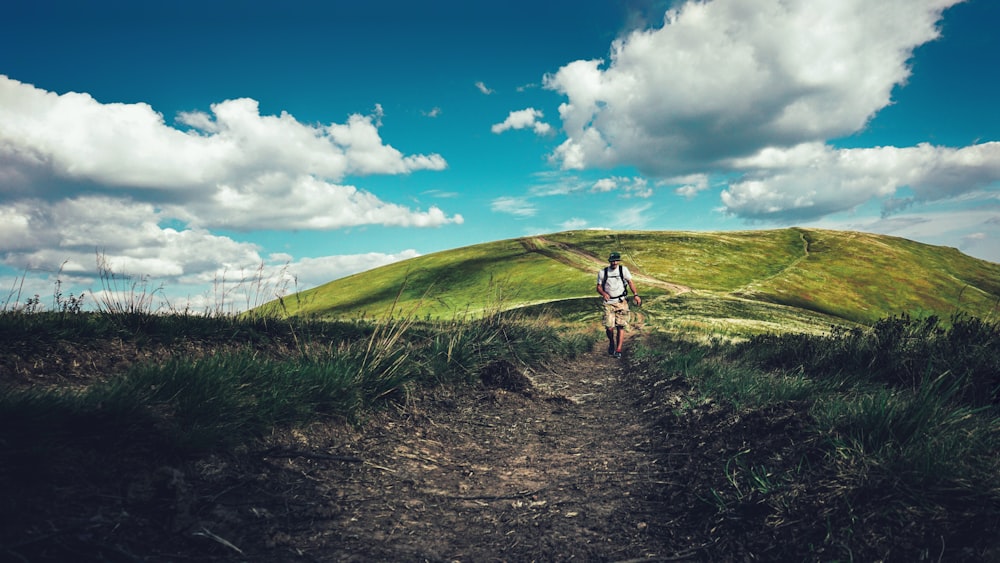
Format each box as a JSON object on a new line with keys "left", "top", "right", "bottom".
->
{"left": 603, "top": 299, "right": 630, "bottom": 328}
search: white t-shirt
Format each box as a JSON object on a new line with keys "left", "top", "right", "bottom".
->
{"left": 597, "top": 265, "right": 632, "bottom": 301}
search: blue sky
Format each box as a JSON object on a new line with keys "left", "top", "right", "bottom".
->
{"left": 1, "top": 0, "right": 998, "bottom": 312}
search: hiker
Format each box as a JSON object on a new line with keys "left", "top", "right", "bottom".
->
{"left": 596, "top": 252, "right": 640, "bottom": 358}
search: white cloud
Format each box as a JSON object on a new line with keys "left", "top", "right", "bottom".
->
{"left": 0, "top": 192, "right": 427, "bottom": 312}
{"left": 284, "top": 250, "right": 421, "bottom": 290}
{"left": 523, "top": 171, "right": 659, "bottom": 200}
{"left": 0, "top": 186, "right": 460, "bottom": 277}
{"left": 626, "top": 177, "right": 652, "bottom": 198}
{"left": 573, "top": 206, "right": 653, "bottom": 233}
{"left": 543, "top": 0, "right": 962, "bottom": 175}
{"left": 491, "top": 196, "right": 537, "bottom": 217}
{"left": 589, "top": 176, "right": 652, "bottom": 198}
{"left": 592, "top": 178, "right": 618, "bottom": 192}
{"left": 475, "top": 81, "right": 495, "bottom": 95}
{"left": 0, "top": 196, "right": 264, "bottom": 278}
{"left": 170, "top": 174, "right": 464, "bottom": 230}
{"left": 534, "top": 0, "right": 1000, "bottom": 238}
{"left": 0, "top": 76, "right": 464, "bottom": 309}
{"left": 0, "top": 76, "right": 454, "bottom": 231}
{"left": 491, "top": 108, "right": 552, "bottom": 135}
{"left": 720, "top": 142, "right": 1000, "bottom": 220}
{"left": 669, "top": 174, "right": 711, "bottom": 199}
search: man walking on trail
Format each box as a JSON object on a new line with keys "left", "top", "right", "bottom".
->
{"left": 597, "top": 252, "right": 640, "bottom": 358}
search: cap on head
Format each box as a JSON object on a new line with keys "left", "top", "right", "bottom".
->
{"left": 608, "top": 252, "right": 621, "bottom": 262}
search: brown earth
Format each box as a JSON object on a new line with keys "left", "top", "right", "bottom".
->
{"left": 2, "top": 334, "right": 998, "bottom": 562}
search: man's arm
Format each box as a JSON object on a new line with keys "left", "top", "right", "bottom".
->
{"left": 627, "top": 278, "right": 641, "bottom": 304}
{"left": 596, "top": 283, "right": 611, "bottom": 301}
{"left": 596, "top": 269, "right": 611, "bottom": 300}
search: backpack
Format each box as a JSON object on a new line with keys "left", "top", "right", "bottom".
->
{"left": 601, "top": 265, "right": 628, "bottom": 299}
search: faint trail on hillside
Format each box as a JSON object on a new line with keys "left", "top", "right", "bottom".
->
{"left": 733, "top": 228, "right": 812, "bottom": 297}
{"left": 522, "top": 236, "right": 691, "bottom": 296}
{"left": 800, "top": 228, "right": 813, "bottom": 256}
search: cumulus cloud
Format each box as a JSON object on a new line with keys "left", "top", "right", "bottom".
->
{"left": 544, "top": 0, "right": 962, "bottom": 175}
{"left": 0, "top": 192, "right": 427, "bottom": 311}
{"left": 0, "top": 196, "right": 263, "bottom": 278}
{"left": 521, "top": 171, "right": 660, "bottom": 201}
{"left": 0, "top": 75, "right": 462, "bottom": 307}
{"left": 170, "top": 174, "right": 463, "bottom": 231}
{"left": 491, "top": 108, "right": 553, "bottom": 135}
{"left": 475, "top": 81, "right": 495, "bottom": 95}
{"left": 531, "top": 0, "right": 1000, "bottom": 230}
{"left": 1, "top": 78, "right": 446, "bottom": 193}
{"left": 720, "top": 142, "right": 1000, "bottom": 220}
{"left": 0, "top": 75, "right": 451, "bottom": 219}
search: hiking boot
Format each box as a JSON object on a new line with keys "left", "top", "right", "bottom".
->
{"left": 613, "top": 351, "right": 622, "bottom": 358}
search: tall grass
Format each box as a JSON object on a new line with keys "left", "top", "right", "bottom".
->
{"left": 812, "top": 374, "right": 1000, "bottom": 485}
{"left": 413, "top": 308, "right": 593, "bottom": 384}
{"left": 733, "top": 313, "right": 1000, "bottom": 407}
{"left": 0, "top": 299, "right": 587, "bottom": 464}
{"left": 635, "top": 314, "right": 1000, "bottom": 492}
{"left": 85, "top": 348, "right": 386, "bottom": 451}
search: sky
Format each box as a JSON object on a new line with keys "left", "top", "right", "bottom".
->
{"left": 1, "top": 0, "right": 999, "bottom": 312}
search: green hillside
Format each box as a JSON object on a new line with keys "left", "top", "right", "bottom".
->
{"left": 262, "top": 228, "right": 1000, "bottom": 334}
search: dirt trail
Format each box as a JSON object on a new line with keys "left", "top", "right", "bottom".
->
{"left": 218, "top": 342, "right": 685, "bottom": 561}
{"left": 1, "top": 337, "right": 695, "bottom": 562}
{"left": 6, "top": 333, "right": 998, "bottom": 561}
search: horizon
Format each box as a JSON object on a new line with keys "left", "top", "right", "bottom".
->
{"left": 2, "top": 0, "right": 998, "bottom": 312}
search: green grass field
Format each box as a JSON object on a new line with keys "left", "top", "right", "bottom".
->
{"left": 262, "top": 228, "right": 1000, "bottom": 335}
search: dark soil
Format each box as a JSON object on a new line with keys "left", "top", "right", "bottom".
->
{"left": 2, "top": 335, "right": 999, "bottom": 562}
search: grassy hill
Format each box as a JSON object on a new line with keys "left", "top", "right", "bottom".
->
{"left": 262, "top": 228, "right": 1000, "bottom": 334}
